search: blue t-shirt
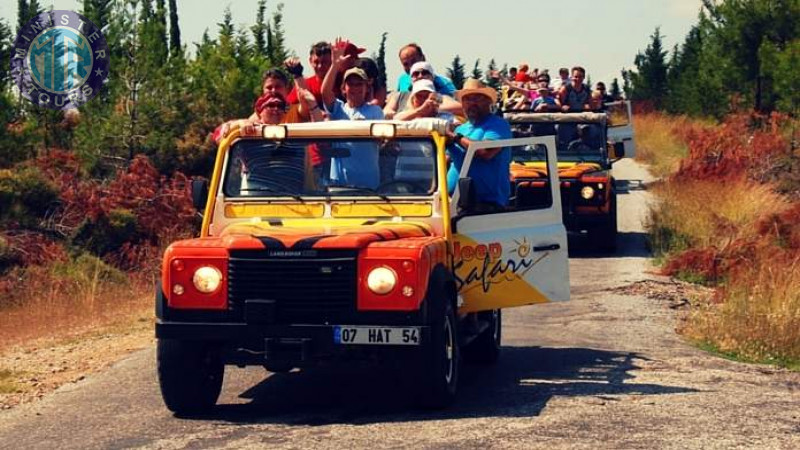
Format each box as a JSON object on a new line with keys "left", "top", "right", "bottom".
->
{"left": 447, "top": 115, "right": 512, "bottom": 206}
{"left": 326, "top": 99, "right": 384, "bottom": 188}
{"left": 532, "top": 96, "right": 557, "bottom": 110}
{"left": 397, "top": 73, "right": 457, "bottom": 96}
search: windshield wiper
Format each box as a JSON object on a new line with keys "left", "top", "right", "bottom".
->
{"left": 240, "top": 187, "right": 304, "bottom": 202}
{"left": 327, "top": 185, "right": 390, "bottom": 201}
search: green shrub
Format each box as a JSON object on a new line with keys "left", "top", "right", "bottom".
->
{"left": 71, "top": 208, "right": 140, "bottom": 256}
{"left": 0, "top": 166, "right": 60, "bottom": 227}
{"left": 52, "top": 252, "right": 127, "bottom": 285}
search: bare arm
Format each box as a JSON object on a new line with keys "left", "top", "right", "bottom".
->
{"left": 383, "top": 92, "right": 400, "bottom": 119}
{"left": 439, "top": 95, "right": 463, "bottom": 116}
{"left": 321, "top": 37, "right": 351, "bottom": 110}
{"left": 297, "top": 88, "right": 325, "bottom": 122}
{"left": 446, "top": 132, "right": 502, "bottom": 160}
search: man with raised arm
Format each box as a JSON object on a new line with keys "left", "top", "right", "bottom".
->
{"left": 445, "top": 78, "right": 512, "bottom": 213}
{"left": 321, "top": 38, "right": 384, "bottom": 188}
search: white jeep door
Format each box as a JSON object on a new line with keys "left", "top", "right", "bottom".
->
{"left": 451, "top": 136, "right": 569, "bottom": 313}
{"left": 606, "top": 100, "right": 636, "bottom": 158}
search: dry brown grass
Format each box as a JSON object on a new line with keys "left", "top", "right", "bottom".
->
{"left": 649, "top": 178, "right": 790, "bottom": 252}
{"left": 0, "top": 259, "right": 153, "bottom": 352}
{"left": 682, "top": 258, "right": 800, "bottom": 366}
{"left": 639, "top": 112, "right": 800, "bottom": 367}
{"left": 633, "top": 113, "right": 708, "bottom": 178}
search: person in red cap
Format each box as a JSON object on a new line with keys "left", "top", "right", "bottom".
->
{"left": 214, "top": 69, "right": 323, "bottom": 143}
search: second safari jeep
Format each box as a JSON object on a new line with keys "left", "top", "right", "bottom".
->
{"left": 505, "top": 104, "right": 635, "bottom": 252}
{"left": 155, "top": 119, "right": 569, "bottom": 413}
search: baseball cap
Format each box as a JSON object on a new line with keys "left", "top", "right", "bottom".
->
{"left": 343, "top": 67, "right": 369, "bottom": 81}
{"left": 411, "top": 79, "right": 436, "bottom": 95}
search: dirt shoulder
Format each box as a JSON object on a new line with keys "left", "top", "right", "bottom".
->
{"left": 0, "top": 314, "right": 153, "bottom": 410}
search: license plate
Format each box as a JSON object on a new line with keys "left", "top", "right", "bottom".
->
{"left": 333, "top": 326, "right": 420, "bottom": 346}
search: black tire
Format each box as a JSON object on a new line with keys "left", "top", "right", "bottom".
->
{"left": 417, "top": 298, "right": 460, "bottom": 409}
{"left": 595, "top": 193, "right": 618, "bottom": 253}
{"left": 157, "top": 339, "right": 224, "bottom": 414}
{"left": 464, "top": 309, "right": 502, "bottom": 365}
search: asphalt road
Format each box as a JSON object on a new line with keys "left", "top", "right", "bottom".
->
{"left": 1, "top": 159, "right": 798, "bottom": 449}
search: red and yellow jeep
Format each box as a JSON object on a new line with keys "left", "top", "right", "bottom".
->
{"left": 505, "top": 104, "right": 635, "bottom": 252}
{"left": 155, "top": 119, "right": 569, "bottom": 413}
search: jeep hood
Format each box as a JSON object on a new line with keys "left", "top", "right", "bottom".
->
{"left": 511, "top": 162, "right": 604, "bottom": 180}
{"left": 215, "top": 220, "right": 435, "bottom": 250}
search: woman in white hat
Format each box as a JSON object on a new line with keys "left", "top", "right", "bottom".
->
{"left": 384, "top": 62, "right": 463, "bottom": 119}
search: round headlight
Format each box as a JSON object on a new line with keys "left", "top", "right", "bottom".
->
{"left": 367, "top": 267, "right": 397, "bottom": 295}
{"left": 192, "top": 266, "right": 223, "bottom": 293}
{"left": 580, "top": 186, "right": 595, "bottom": 199}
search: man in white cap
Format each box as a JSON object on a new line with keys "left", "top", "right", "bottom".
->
{"left": 446, "top": 78, "right": 511, "bottom": 212}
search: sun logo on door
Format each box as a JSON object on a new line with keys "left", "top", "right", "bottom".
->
{"left": 513, "top": 238, "right": 531, "bottom": 258}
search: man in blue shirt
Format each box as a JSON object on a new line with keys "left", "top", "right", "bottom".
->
{"left": 322, "top": 39, "right": 385, "bottom": 188}
{"left": 446, "top": 78, "right": 511, "bottom": 212}
{"left": 396, "top": 43, "right": 456, "bottom": 96}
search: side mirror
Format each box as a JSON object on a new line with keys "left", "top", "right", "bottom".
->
{"left": 191, "top": 179, "right": 209, "bottom": 212}
{"left": 457, "top": 177, "right": 476, "bottom": 212}
{"left": 611, "top": 142, "right": 625, "bottom": 159}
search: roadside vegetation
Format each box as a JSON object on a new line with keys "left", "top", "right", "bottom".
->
{"left": 628, "top": 0, "right": 799, "bottom": 368}
{"left": 638, "top": 112, "right": 800, "bottom": 367}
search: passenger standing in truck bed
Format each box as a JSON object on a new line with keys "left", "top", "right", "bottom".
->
{"left": 559, "top": 66, "right": 592, "bottom": 112}
{"left": 322, "top": 38, "right": 384, "bottom": 189}
{"left": 446, "top": 78, "right": 512, "bottom": 213}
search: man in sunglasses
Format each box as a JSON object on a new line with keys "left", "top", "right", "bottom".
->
{"left": 396, "top": 43, "right": 456, "bottom": 96}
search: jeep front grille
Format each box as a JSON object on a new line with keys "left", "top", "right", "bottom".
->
{"left": 228, "top": 250, "right": 357, "bottom": 324}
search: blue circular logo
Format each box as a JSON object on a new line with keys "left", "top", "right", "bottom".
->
{"left": 11, "top": 10, "right": 109, "bottom": 110}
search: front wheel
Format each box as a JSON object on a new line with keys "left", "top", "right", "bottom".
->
{"left": 594, "top": 193, "right": 618, "bottom": 253}
{"left": 416, "top": 299, "right": 460, "bottom": 409}
{"left": 157, "top": 339, "right": 224, "bottom": 414}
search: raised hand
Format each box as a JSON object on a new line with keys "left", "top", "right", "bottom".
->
{"left": 297, "top": 88, "right": 317, "bottom": 109}
{"left": 284, "top": 57, "right": 304, "bottom": 77}
{"left": 331, "top": 37, "right": 353, "bottom": 67}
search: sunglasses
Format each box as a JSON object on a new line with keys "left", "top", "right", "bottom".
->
{"left": 411, "top": 70, "right": 432, "bottom": 77}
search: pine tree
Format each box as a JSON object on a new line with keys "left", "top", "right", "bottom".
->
{"left": 269, "top": 3, "right": 287, "bottom": 65}
{"left": 621, "top": 68, "right": 632, "bottom": 99}
{"left": 485, "top": 59, "right": 499, "bottom": 89}
{"left": 610, "top": 78, "right": 622, "bottom": 100}
{"left": 218, "top": 7, "right": 234, "bottom": 39}
{"left": 471, "top": 59, "right": 482, "bottom": 80}
{"left": 375, "top": 32, "right": 388, "bottom": 90}
{"left": 446, "top": 55, "right": 466, "bottom": 90}
{"left": 16, "top": 0, "right": 29, "bottom": 32}
{"left": 251, "top": 0, "right": 268, "bottom": 57}
{"left": 82, "top": 0, "right": 112, "bottom": 31}
{"left": 27, "top": 0, "right": 42, "bottom": 24}
{"left": 629, "top": 27, "right": 669, "bottom": 107}
{"left": 168, "top": 0, "right": 180, "bottom": 57}
{"left": 153, "top": 0, "right": 168, "bottom": 66}
{"left": 499, "top": 63, "right": 508, "bottom": 79}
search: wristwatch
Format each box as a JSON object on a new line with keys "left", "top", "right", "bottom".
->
{"left": 454, "top": 133, "right": 464, "bottom": 145}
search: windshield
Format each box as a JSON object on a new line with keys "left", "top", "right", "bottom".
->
{"left": 512, "top": 123, "right": 606, "bottom": 163}
{"left": 223, "top": 138, "right": 437, "bottom": 198}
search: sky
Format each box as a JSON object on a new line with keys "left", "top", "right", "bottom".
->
{"left": 2, "top": 0, "right": 704, "bottom": 88}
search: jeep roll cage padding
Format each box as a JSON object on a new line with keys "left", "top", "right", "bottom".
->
{"left": 503, "top": 112, "right": 608, "bottom": 124}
